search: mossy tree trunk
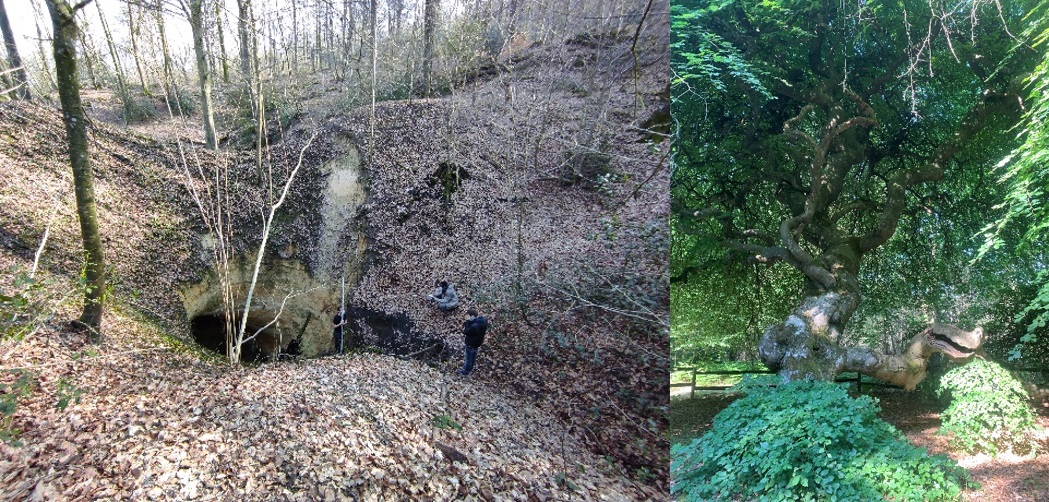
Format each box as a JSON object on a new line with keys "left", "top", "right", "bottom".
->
{"left": 45, "top": 0, "right": 106, "bottom": 334}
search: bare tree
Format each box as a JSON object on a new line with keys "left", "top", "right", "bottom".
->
{"left": 45, "top": 0, "right": 106, "bottom": 335}
{"left": 126, "top": 0, "right": 149, "bottom": 93}
{"left": 214, "top": 0, "right": 229, "bottom": 83}
{"left": 237, "top": 0, "right": 256, "bottom": 106}
{"left": 96, "top": 1, "right": 132, "bottom": 122}
{"left": 0, "top": 0, "right": 30, "bottom": 99}
{"left": 153, "top": 0, "right": 175, "bottom": 104}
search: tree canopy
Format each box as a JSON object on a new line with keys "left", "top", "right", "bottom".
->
{"left": 671, "top": 0, "right": 1047, "bottom": 377}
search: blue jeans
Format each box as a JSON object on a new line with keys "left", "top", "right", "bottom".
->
{"left": 460, "top": 346, "right": 478, "bottom": 375}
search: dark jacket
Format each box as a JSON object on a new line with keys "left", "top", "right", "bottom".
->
{"left": 463, "top": 316, "right": 488, "bottom": 348}
{"left": 333, "top": 314, "right": 345, "bottom": 336}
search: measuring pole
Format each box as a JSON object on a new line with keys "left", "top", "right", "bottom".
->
{"left": 340, "top": 274, "right": 346, "bottom": 354}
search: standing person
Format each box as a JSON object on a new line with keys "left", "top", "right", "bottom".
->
{"left": 332, "top": 308, "right": 347, "bottom": 355}
{"left": 457, "top": 309, "right": 488, "bottom": 376}
{"left": 427, "top": 280, "right": 459, "bottom": 311}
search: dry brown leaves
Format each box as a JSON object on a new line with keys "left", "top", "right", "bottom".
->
{"left": 0, "top": 310, "right": 645, "bottom": 501}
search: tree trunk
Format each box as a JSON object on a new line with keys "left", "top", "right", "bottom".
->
{"left": 758, "top": 261, "right": 983, "bottom": 390}
{"left": 33, "top": 7, "right": 56, "bottom": 92}
{"left": 422, "top": 0, "right": 438, "bottom": 96}
{"left": 96, "top": 2, "right": 131, "bottom": 123}
{"left": 154, "top": 1, "right": 175, "bottom": 107}
{"left": 215, "top": 0, "right": 229, "bottom": 83}
{"left": 126, "top": 0, "right": 148, "bottom": 93}
{"left": 291, "top": 0, "right": 298, "bottom": 72}
{"left": 237, "top": 0, "right": 255, "bottom": 106}
{"left": 0, "top": 0, "right": 31, "bottom": 99}
{"left": 188, "top": 0, "right": 217, "bottom": 149}
{"left": 76, "top": 28, "right": 100, "bottom": 90}
{"left": 45, "top": 0, "right": 106, "bottom": 335}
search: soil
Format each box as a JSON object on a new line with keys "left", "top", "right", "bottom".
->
{"left": 670, "top": 389, "right": 1049, "bottom": 501}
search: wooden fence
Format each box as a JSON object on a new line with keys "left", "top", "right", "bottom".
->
{"left": 672, "top": 366, "right": 1049, "bottom": 399}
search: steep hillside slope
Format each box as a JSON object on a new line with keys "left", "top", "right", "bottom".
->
{"left": 0, "top": 6, "right": 668, "bottom": 498}
{"left": 337, "top": 25, "right": 669, "bottom": 482}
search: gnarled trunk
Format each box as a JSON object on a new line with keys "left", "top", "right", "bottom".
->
{"left": 759, "top": 268, "right": 983, "bottom": 389}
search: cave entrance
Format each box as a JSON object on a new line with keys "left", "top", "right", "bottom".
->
{"left": 189, "top": 312, "right": 283, "bottom": 363}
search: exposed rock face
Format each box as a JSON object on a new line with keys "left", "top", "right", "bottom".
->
{"left": 179, "top": 142, "right": 369, "bottom": 359}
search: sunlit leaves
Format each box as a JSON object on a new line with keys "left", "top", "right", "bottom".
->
{"left": 978, "top": 0, "right": 1049, "bottom": 362}
{"left": 937, "top": 358, "right": 1037, "bottom": 455}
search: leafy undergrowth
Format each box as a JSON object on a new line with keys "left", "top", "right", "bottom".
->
{"left": 671, "top": 386, "right": 1049, "bottom": 501}
{"left": 0, "top": 312, "right": 642, "bottom": 500}
{"left": 672, "top": 381, "right": 971, "bottom": 501}
{"left": 937, "top": 359, "right": 1037, "bottom": 455}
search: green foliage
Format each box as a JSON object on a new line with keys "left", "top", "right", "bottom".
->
{"left": 1, "top": 269, "right": 65, "bottom": 340}
{"left": 671, "top": 381, "right": 970, "bottom": 501}
{"left": 555, "top": 472, "right": 581, "bottom": 492}
{"left": 0, "top": 370, "right": 36, "bottom": 446}
{"left": 670, "top": 2, "right": 771, "bottom": 100}
{"left": 936, "top": 359, "right": 1037, "bottom": 456}
{"left": 431, "top": 414, "right": 462, "bottom": 431}
{"left": 55, "top": 378, "right": 83, "bottom": 411}
{"left": 118, "top": 90, "right": 157, "bottom": 123}
{"left": 975, "top": 1, "right": 1049, "bottom": 362}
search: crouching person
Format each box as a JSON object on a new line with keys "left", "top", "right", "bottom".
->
{"left": 428, "top": 280, "right": 459, "bottom": 311}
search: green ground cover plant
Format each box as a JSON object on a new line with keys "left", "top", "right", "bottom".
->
{"left": 671, "top": 380, "right": 971, "bottom": 501}
{"left": 937, "top": 358, "right": 1037, "bottom": 456}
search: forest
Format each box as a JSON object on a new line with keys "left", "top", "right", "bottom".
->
{"left": 0, "top": 0, "right": 670, "bottom": 499}
{"left": 671, "top": 0, "right": 1049, "bottom": 500}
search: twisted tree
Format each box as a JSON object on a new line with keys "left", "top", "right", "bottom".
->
{"left": 672, "top": 0, "right": 1041, "bottom": 388}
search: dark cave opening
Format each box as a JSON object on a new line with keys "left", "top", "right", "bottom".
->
{"left": 190, "top": 313, "right": 282, "bottom": 362}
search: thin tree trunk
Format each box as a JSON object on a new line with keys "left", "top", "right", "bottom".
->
{"left": 422, "top": 0, "right": 438, "bottom": 96}
{"left": 237, "top": 0, "right": 256, "bottom": 110}
{"left": 342, "top": 0, "right": 355, "bottom": 80}
{"left": 126, "top": 0, "right": 148, "bottom": 93}
{"left": 215, "top": 0, "right": 229, "bottom": 83}
{"left": 45, "top": 0, "right": 106, "bottom": 335}
{"left": 96, "top": 2, "right": 131, "bottom": 123}
{"left": 187, "top": 0, "right": 218, "bottom": 149}
{"left": 76, "top": 28, "right": 100, "bottom": 90}
{"left": 154, "top": 1, "right": 175, "bottom": 107}
{"left": 0, "top": 0, "right": 31, "bottom": 99}
{"left": 32, "top": 2, "right": 56, "bottom": 93}
{"left": 235, "top": 134, "right": 317, "bottom": 364}
{"left": 370, "top": 0, "right": 377, "bottom": 155}
{"left": 291, "top": 0, "right": 298, "bottom": 72}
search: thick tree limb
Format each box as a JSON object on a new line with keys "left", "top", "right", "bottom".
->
{"left": 859, "top": 89, "right": 1024, "bottom": 252}
{"left": 840, "top": 324, "right": 983, "bottom": 390}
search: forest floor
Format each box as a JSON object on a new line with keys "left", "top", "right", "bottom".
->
{"left": 0, "top": 302, "right": 646, "bottom": 501}
{"left": 669, "top": 389, "right": 1049, "bottom": 501}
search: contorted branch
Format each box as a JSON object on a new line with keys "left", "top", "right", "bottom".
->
{"left": 775, "top": 89, "right": 878, "bottom": 290}
{"left": 858, "top": 89, "right": 1023, "bottom": 252}
{"left": 840, "top": 323, "right": 983, "bottom": 390}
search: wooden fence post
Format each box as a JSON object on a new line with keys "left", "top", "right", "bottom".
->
{"left": 690, "top": 367, "right": 697, "bottom": 399}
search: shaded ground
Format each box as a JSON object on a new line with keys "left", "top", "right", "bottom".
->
{"left": 670, "top": 388, "right": 1049, "bottom": 501}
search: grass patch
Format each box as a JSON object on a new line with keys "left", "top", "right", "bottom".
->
{"left": 669, "top": 393, "right": 740, "bottom": 445}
